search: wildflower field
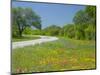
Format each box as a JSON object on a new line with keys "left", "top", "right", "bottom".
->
{"left": 12, "top": 37, "right": 96, "bottom": 73}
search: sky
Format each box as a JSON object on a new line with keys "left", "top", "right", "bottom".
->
{"left": 12, "top": 1, "right": 86, "bottom": 28}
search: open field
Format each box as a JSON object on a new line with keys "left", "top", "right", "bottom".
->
{"left": 12, "top": 37, "right": 96, "bottom": 73}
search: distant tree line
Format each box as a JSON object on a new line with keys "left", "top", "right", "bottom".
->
{"left": 12, "top": 6, "right": 96, "bottom": 40}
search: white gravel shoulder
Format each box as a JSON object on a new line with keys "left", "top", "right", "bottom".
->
{"left": 12, "top": 36, "right": 59, "bottom": 49}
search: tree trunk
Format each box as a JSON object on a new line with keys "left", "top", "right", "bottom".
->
{"left": 19, "top": 30, "right": 22, "bottom": 37}
{"left": 18, "top": 26, "right": 26, "bottom": 37}
{"left": 17, "top": 23, "right": 22, "bottom": 37}
{"left": 17, "top": 22, "right": 26, "bottom": 37}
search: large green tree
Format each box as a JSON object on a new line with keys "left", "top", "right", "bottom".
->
{"left": 85, "top": 6, "right": 96, "bottom": 25}
{"left": 12, "top": 7, "right": 41, "bottom": 37}
{"left": 73, "top": 6, "right": 96, "bottom": 40}
{"left": 73, "top": 6, "right": 96, "bottom": 25}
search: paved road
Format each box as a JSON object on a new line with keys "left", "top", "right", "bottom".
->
{"left": 12, "top": 36, "right": 59, "bottom": 49}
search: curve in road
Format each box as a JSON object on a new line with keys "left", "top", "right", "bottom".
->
{"left": 12, "top": 36, "right": 59, "bottom": 49}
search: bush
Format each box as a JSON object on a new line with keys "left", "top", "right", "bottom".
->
{"left": 85, "top": 25, "right": 96, "bottom": 40}
{"left": 23, "top": 27, "right": 33, "bottom": 35}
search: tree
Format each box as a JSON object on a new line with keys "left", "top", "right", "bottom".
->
{"left": 73, "top": 6, "right": 96, "bottom": 25}
{"left": 43, "top": 25, "right": 61, "bottom": 36}
{"left": 62, "top": 24, "right": 75, "bottom": 38}
{"left": 73, "top": 10, "right": 89, "bottom": 25}
{"left": 73, "top": 6, "right": 96, "bottom": 40}
{"left": 84, "top": 24, "right": 96, "bottom": 40}
{"left": 12, "top": 7, "right": 41, "bottom": 37}
{"left": 23, "top": 27, "right": 33, "bottom": 35}
{"left": 85, "top": 6, "right": 96, "bottom": 40}
{"left": 85, "top": 6, "right": 96, "bottom": 25}
{"left": 75, "top": 24, "right": 86, "bottom": 40}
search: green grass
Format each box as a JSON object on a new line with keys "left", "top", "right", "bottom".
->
{"left": 12, "top": 35, "right": 40, "bottom": 42}
{"left": 12, "top": 37, "right": 96, "bottom": 73}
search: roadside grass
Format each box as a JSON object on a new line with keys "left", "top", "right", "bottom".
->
{"left": 12, "top": 37, "right": 96, "bottom": 73}
{"left": 12, "top": 35, "right": 40, "bottom": 42}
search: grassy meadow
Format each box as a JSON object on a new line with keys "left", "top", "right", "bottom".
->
{"left": 12, "top": 37, "right": 96, "bottom": 73}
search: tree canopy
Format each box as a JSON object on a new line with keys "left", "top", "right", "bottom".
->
{"left": 73, "top": 6, "right": 96, "bottom": 40}
{"left": 12, "top": 7, "right": 41, "bottom": 37}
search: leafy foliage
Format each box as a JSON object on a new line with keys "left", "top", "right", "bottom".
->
{"left": 73, "top": 6, "right": 96, "bottom": 40}
{"left": 62, "top": 24, "right": 75, "bottom": 38}
{"left": 12, "top": 7, "right": 41, "bottom": 37}
{"left": 43, "top": 25, "right": 61, "bottom": 36}
{"left": 23, "top": 27, "right": 33, "bottom": 35}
